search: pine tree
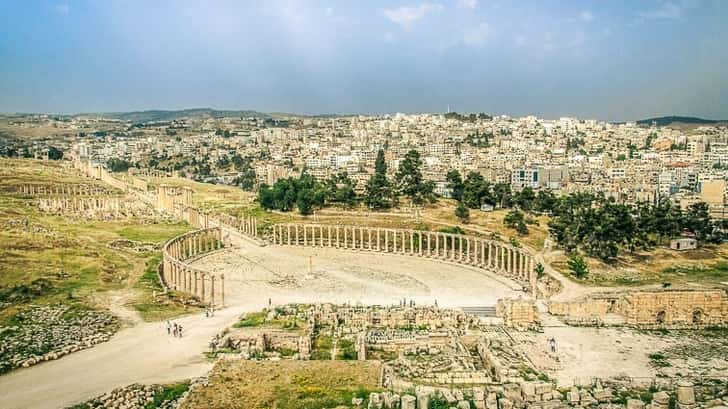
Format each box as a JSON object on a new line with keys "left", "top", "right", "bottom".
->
{"left": 364, "top": 149, "right": 393, "bottom": 210}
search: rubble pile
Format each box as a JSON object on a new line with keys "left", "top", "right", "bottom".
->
{"left": 0, "top": 305, "right": 118, "bottom": 374}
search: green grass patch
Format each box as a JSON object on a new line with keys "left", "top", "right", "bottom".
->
{"left": 145, "top": 381, "right": 190, "bottom": 409}
{"left": 233, "top": 311, "right": 268, "bottom": 328}
{"left": 115, "top": 222, "right": 191, "bottom": 243}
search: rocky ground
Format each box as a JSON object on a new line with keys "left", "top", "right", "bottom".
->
{"left": 67, "top": 379, "right": 199, "bottom": 409}
{"left": 0, "top": 304, "right": 118, "bottom": 374}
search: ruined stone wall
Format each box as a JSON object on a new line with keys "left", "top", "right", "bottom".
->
{"left": 548, "top": 295, "right": 626, "bottom": 319}
{"left": 624, "top": 290, "right": 728, "bottom": 328}
{"left": 496, "top": 298, "right": 539, "bottom": 328}
{"left": 129, "top": 176, "right": 148, "bottom": 192}
{"left": 549, "top": 289, "right": 728, "bottom": 329}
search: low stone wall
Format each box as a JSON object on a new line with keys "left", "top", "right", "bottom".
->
{"left": 161, "top": 227, "right": 226, "bottom": 307}
{"left": 269, "top": 223, "right": 537, "bottom": 294}
{"left": 549, "top": 289, "right": 728, "bottom": 329}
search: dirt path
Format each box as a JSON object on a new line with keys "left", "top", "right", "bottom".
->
{"left": 0, "top": 304, "right": 259, "bottom": 409}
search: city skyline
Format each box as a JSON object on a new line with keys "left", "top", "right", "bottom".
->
{"left": 1, "top": 0, "right": 728, "bottom": 121}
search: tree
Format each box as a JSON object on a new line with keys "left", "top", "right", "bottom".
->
{"left": 364, "top": 149, "right": 393, "bottom": 210}
{"left": 535, "top": 263, "right": 545, "bottom": 279}
{"left": 455, "top": 202, "right": 470, "bottom": 223}
{"left": 493, "top": 183, "right": 513, "bottom": 208}
{"left": 504, "top": 209, "right": 528, "bottom": 235}
{"left": 446, "top": 170, "right": 464, "bottom": 201}
{"left": 684, "top": 202, "right": 720, "bottom": 243}
{"left": 47, "top": 146, "right": 63, "bottom": 160}
{"left": 107, "top": 158, "right": 133, "bottom": 172}
{"left": 534, "top": 190, "right": 557, "bottom": 213}
{"left": 325, "top": 172, "right": 357, "bottom": 208}
{"left": 296, "top": 189, "right": 314, "bottom": 215}
{"left": 515, "top": 187, "right": 536, "bottom": 211}
{"left": 395, "top": 150, "right": 432, "bottom": 204}
{"left": 567, "top": 254, "right": 589, "bottom": 279}
{"left": 462, "top": 172, "right": 492, "bottom": 209}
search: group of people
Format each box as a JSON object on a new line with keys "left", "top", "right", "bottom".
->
{"left": 205, "top": 307, "right": 215, "bottom": 318}
{"left": 166, "top": 321, "right": 184, "bottom": 338}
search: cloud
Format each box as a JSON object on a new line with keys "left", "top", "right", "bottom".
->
{"left": 638, "top": 2, "right": 683, "bottom": 20}
{"left": 462, "top": 22, "right": 491, "bottom": 46}
{"left": 53, "top": 3, "right": 70, "bottom": 16}
{"left": 579, "top": 10, "right": 594, "bottom": 22}
{"left": 457, "top": 0, "right": 478, "bottom": 10}
{"left": 383, "top": 3, "right": 443, "bottom": 29}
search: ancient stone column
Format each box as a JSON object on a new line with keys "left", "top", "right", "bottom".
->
{"left": 418, "top": 231, "right": 423, "bottom": 256}
{"left": 520, "top": 253, "right": 526, "bottom": 279}
{"left": 376, "top": 229, "right": 381, "bottom": 251}
{"left": 295, "top": 225, "right": 300, "bottom": 245}
{"left": 409, "top": 231, "right": 414, "bottom": 255}
{"left": 220, "top": 274, "right": 225, "bottom": 307}
{"left": 328, "top": 225, "right": 333, "bottom": 247}
{"left": 344, "top": 226, "right": 348, "bottom": 249}
{"left": 304, "top": 225, "right": 309, "bottom": 246}
{"left": 210, "top": 276, "right": 215, "bottom": 307}
{"left": 466, "top": 238, "right": 471, "bottom": 263}
{"left": 287, "top": 225, "right": 292, "bottom": 245}
{"left": 336, "top": 226, "right": 341, "bottom": 248}
{"left": 451, "top": 235, "right": 456, "bottom": 261}
{"left": 194, "top": 271, "right": 198, "bottom": 297}
{"left": 434, "top": 233, "right": 439, "bottom": 257}
{"left": 368, "top": 228, "right": 373, "bottom": 251}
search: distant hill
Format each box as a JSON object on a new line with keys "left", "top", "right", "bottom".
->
{"left": 81, "top": 108, "right": 272, "bottom": 123}
{"left": 636, "top": 116, "right": 725, "bottom": 127}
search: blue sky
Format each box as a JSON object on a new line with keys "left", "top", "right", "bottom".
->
{"left": 1, "top": 0, "right": 727, "bottom": 121}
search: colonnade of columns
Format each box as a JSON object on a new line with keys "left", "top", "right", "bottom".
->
{"left": 19, "top": 183, "right": 112, "bottom": 196}
{"left": 269, "top": 224, "right": 536, "bottom": 291}
{"left": 162, "top": 227, "right": 226, "bottom": 306}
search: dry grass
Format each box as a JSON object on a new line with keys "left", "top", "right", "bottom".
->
{"left": 0, "top": 158, "right": 194, "bottom": 322}
{"left": 182, "top": 360, "right": 382, "bottom": 409}
{"left": 549, "top": 243, "right": 728, "bottom": 287}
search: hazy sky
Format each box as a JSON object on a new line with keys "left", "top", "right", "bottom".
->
{"left": 1, "top": 0, "right": 727, "bottom": 121}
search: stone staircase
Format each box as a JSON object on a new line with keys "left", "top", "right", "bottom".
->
{"left": 461, "top": 305, "right": 497, "bottom": 317}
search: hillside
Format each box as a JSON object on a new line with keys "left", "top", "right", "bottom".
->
{"left": 81, "top": 108, "right": 272, "bottom": 123}
{"left": 636, "top": 115, "right": 725, "bottom": 127}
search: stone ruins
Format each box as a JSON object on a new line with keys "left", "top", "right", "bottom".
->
{"left": 549, "top": 289, "right": 728, "bottom": 329}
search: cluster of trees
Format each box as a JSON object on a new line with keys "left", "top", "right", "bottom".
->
{"left": 464, "top": 131, "right": 492, "bottom": 148}
{"left": 446, "top": 170, "right": 556, "bottom": 231}
{"left": 443, "top": 112, "right": 492, "bottom": 122}
{"left": 547, "top": 194, "right": 724, "bottom": 261}
{"left": 230, "top": 154, "right": 257, "bottom": 191}
{"left": 107, "top": 158, "right": 134, "bottom": 172}
{"left": 215, "top": 128, "right": 233, "bottom": 138}
{"left": 363, "top": 149, "right": 437, "bottom": 210}
{"left": 5, "top": 146, "right": 66, "bottom": 160}
{"left": 259, "top": 149, "right": 435, "bottom": 214}
{"left": 258, "top": 172, "right": 356, "bottom": 215}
